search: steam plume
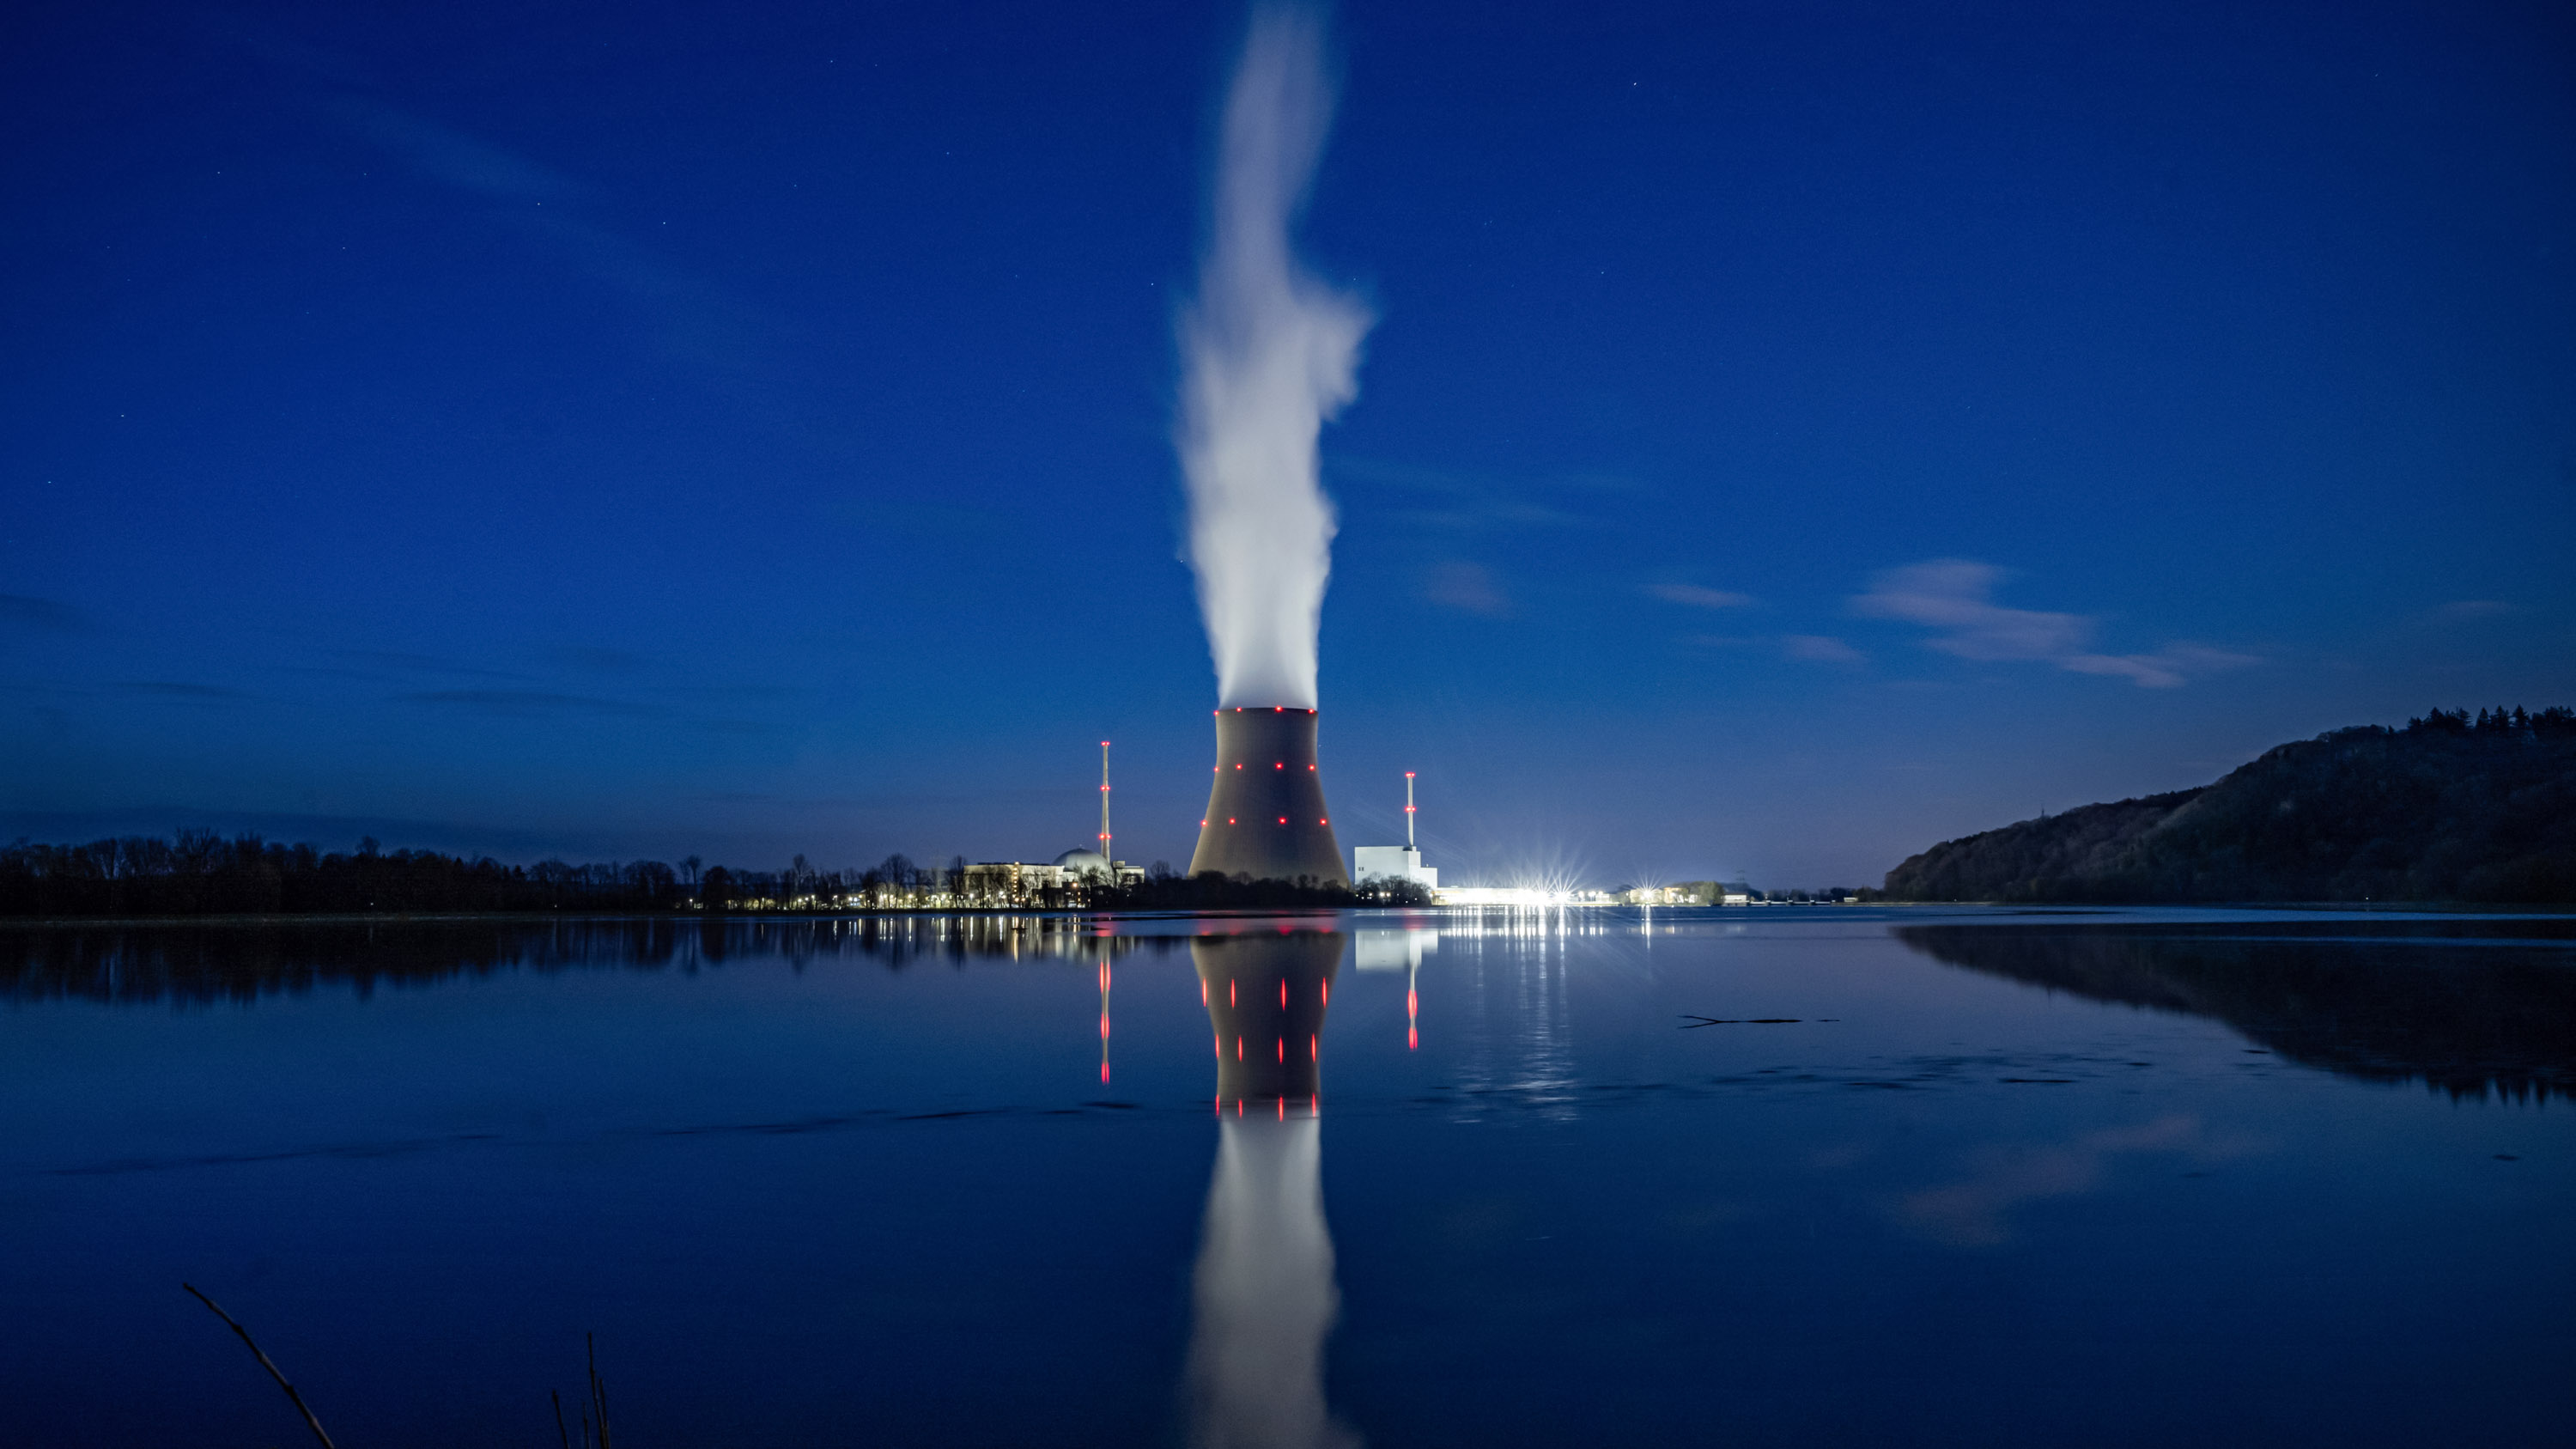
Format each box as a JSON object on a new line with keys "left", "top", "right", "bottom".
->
{"left": 1179, "top": 3, "right": 1372, "bottom": 709}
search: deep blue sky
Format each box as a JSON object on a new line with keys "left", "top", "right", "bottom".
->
{"left": 3, "top": 0, "right": 2570, "bottom": 886}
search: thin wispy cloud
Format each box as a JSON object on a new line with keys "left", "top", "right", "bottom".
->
{"left": 1423, "top": 561, "right": 1510, "bottom": 617}
{"left": 114, "top": 680, "right": 246, "bottom": 700}
{"left": 1646, "top": 583, "right": 1756, "bottom": 610}
{"left": 547, "top": 645, "right": 647, "bottom": 673}
{"left": 1852, "top": 560, "right": 2254, "bottom": 689}
{"left": 2431, "top": 600, "right": 2516, "bottom": 623}
{"left": 337, "top": 101, "right": 588, "bottom": 204}
{"left": 1327, "top": 455, "right": 1618, "bottom": 533}
{"left": 0, "top": 594, "right": 86, "bottom": 633}
{"left": 335, "top": 100, "right": 772, "bottom": 377}
{"left": 1782, "top": 635, "right": 1865, "bottom": 664}
{"left": 335, "top": 648, "right": 522, "bottom": 679}
{"left": 399, "top": 690, "right": 665, "bottom": 719}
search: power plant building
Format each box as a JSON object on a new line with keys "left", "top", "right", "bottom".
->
{"left": 1352, "top": 845, "right": 1435, "bottom": 890}
{"left": 962, "top": 849, "right": 1141, "bottom": 905}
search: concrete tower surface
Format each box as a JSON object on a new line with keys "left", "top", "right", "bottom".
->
{"left": 1194, "top": 931, "right": 1343, "bottom": 1104}
{"left": 1188, "top": 708, "right": 1349, "bottom": 884}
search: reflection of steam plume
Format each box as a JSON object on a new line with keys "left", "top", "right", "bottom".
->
{"left": 1188, "top": 930, "right": 1356, "bottom": 1449}
{"left": 1188, "top": 1117, "right": 1358, "bottom": 1449}
{"left": 1179, "top": 3, "right": 1372, "bottom": 709}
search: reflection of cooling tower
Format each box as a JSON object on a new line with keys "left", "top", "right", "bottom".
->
{"left": 1189, "top": 709, "right": 1349, "bottom": 885}
{"left": 1194, "top": 931, "right": 1343, "bottom": 1104}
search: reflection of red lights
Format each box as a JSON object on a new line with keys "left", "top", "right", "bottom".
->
{"left": 1408, "top": 1026, "right": 1418, "bottom": 1050}
{"left": 1275, "top": 1037, "right": 1284, "bottom": 1062}
{"left": 1236, "top": 1036, "right": 1243, "bottom": 1060}
{"left": 1309, "top": 1034, "right": 1317, "bottom": 1059}
{"left": 1321, "top": 979, "right": 1327, "bottom": 1004}
{"left": 1278, "top": 979, "right": 1287, "bottom": 1008}
{"left": 1229, "top": 980, "right": 1235, "bottom": 1007}
{"left": 1277, "top": 1096, "right": 1285, "bottom": 1119}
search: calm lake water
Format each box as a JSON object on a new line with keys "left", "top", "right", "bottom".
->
{"left": 3, "top": 907, "right": 2570, "bottom": 1446}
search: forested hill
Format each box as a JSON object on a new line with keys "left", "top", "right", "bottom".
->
{"left": 1881, "top": 708, "right": 2576, "bottom": 904}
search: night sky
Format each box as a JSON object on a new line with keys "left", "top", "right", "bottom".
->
{"left": 4, "top": 1, "right": 2571, "bottom": 887}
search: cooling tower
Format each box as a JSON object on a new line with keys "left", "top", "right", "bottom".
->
{"left": 1189, "top": 707, "right": 1350, "bottom": 885}
{"left": 1195, "top": 931, "right": 1344, "bottom": 1103}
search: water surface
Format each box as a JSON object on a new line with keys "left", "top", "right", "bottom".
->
{"left": 3, "top": 908, "right": 2568, "bottom": 1446}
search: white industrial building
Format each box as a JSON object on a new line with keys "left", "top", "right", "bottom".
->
{"left": 1352, "top": 844, "right": 1437, "bottom": 890}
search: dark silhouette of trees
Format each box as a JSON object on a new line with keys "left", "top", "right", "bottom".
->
{"left": 0, "top": 832, "right": 696, "bottom": 918}
{"left": 0, "top": 831, "right": 1454, "bottom": 919}
{"left": 1882, "top": 705, "right": 2576, "bottom": 903}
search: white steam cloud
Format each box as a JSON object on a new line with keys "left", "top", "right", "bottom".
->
{"left": 1178, "top": 3, "right": 1372, "bottom": 709}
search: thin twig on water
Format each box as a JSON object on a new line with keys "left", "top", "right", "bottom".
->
{"left": 181, "top": 1283, "right": 338, "bottom": 1449}
{"left": 588, "top": 1331, "right": 611, "bottom": 1449}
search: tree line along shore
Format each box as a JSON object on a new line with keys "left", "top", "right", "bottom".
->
{"left": 0, "top": 837, "right": 1427, "bottom": 920}
{"left": 8, "top": 705, "right": 2567, "bottom": 917}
